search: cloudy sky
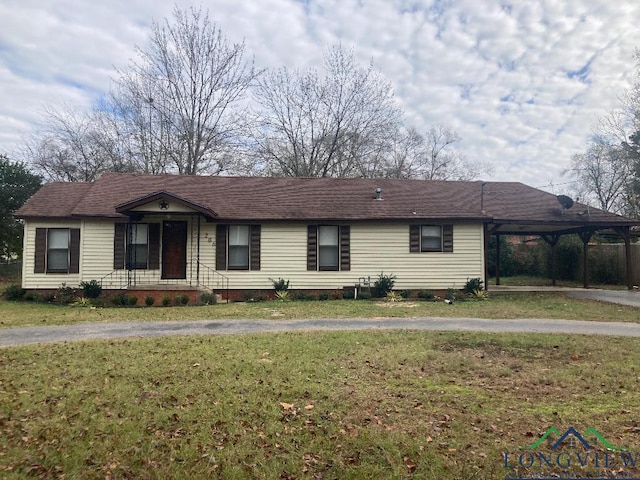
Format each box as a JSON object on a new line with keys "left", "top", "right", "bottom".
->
{"left": 1, "top": 0, "right": 639, "bottom": 191}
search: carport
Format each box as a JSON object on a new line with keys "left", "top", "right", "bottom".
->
{"left": 480, "top": 182, "right": 639, "bottom": 290}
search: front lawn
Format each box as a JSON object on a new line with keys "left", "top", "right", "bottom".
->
{"left": 0, "top": 291, "right": 639, "bottom": 329}
{"left": 2, "top": 331, "right": 640, "bottom": 479}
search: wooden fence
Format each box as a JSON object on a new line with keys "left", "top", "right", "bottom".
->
{"left": 590, "top": 243, "right": 640, "bottom": 286}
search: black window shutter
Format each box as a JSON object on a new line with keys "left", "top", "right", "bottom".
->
{"left": 443, "top": 225, "right": 454, "bottom": 252}
{"left": 114, "top": 223, "right": 126, "bottom": 269}
{"left": 307, "top": 225, "right": 317, "bottom": 271}
{"left": 250, "top": 225, "right": 261, "bottom": 271}
{"left": 216, "top": 224, "right": 228, "bottom": 270}
{"left": 34, "top": 228, "right": 46, "bottom": 273}
{"left": 69, "top": 228, "right": 80, "bottom": 274}
{"left": 148, "top": 223, "right": 160, "bottom": 270}
{"left": 409, "top": 225, "right": 420, "bottom": 253}
{"left": 340, "top": 225, "right": 350, "bottom": 271}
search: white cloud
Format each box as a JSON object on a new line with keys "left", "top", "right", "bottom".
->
{"left": 1, "top": 0, "right": 640, "bottom": 191}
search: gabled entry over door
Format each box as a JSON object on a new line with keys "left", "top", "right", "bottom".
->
{"left": 162, "top": 221, "right": 187, "bottom": 279}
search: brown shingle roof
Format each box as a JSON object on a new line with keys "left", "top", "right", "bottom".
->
{"left": 15, "top": 173, "right": 638, "bottom": 228}
{"left": 15, "top": 181, "right": 93, "bottom": 219}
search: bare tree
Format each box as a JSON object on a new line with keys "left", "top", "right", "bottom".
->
{"left": 252, "top": 45, "right": 402, "bottom": 177}
{"left": 367, "top": 125, "right": 491, "bottom": 180}
{"left": 24, "top": 6, "right": 258, "bottom": 180}
{"left": 115, "top": 5, "right": 258, "bottom": 175}
{"left": 567, "top": 50, "right": 640, "bottom": 216}
{"left": 25, "top": 106, "right": 132, "bottom": 182}
{"left": 565, "top": 136, "right": 632, "bottom": 214}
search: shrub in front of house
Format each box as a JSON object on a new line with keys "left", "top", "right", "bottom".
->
{"left": 372, "top": 272, "right": 396, "bottom": 298}
{"left": 270, "top": 277, "right": 290, "bottom": 293}
{"left": 292, "top": 292, "right": 315, "bottom": 301}
{"left": 463, "top": 278, "right": 483, "bottom": 294}
{"left": 199, "top": 292, "right": 217, "bottom": 305}
{"left": 358, "top": 290, "right": 372, "bottom": 300}
{"left": 145, "top": 295, "right": 155, "bottom": 306}
{"left": 56, "top": 284, "right": 77, "bottom": 305}
{"left": 3, "top": 284, "right": 25, "bottom": 301}
{"left": 162, "top": 296, "right": 172, "bottom": 307}
{"left": 80, "top": 280, "right": 102, "bottom": 299}
{"left": 342, "top": 290, "right": 355, "bottom": 299}
{"left": 175, "top": 294, "right": 189, "bottom": 306}
{"left": 417, "top": 290, "right": 435, "bottom": 301}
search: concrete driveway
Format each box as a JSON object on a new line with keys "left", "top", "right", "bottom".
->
{"left": 492, "top": 285, "right": 640, "bottom": 308}
{"left": 565, "top": 289, "right": 640, "bottom": 307}
{"left": 3, "top": 316, "right": 640, "bottom": 348}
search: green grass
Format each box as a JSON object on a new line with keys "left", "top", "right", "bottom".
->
{"left": 1, "top": 292, "right": 639, "bottom": 329}
{"left": 2, "top": 331, "right": 640, "bottom": 479}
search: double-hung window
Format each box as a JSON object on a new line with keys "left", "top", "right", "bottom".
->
{"left": 47, "top": 229, "right": 70, "bottom": 272}
{"left": 421, "top": 225, "right": 443, "bottom": 252}
{"left": 215, "top": 224, "right": 261, "bottom": 271}
{"left": 318, "top": 226, "right": 339, "bottom": 270}
{"left": 410, "top": 224, "right": 454, "bottom": 253}
{"left": 34, "top": 227, "right": 80, "bottom": 274}
{"left": 127, "top": 224, "right": 149, "bottom": 269}
{"left": 228, "top": 225, "right": 250, "bottom": 270}
{"left": 307, "top": 225, "right": 350, "bottom": 271}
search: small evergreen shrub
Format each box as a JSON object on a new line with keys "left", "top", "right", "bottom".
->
{"left": 111, "top": 293, "right": 128, "bottom": 306}
{"left": 3, "top": 284, "right": 25, "bottom": 301}
{"left": 358, "top": 290, "right": 372, "bottom": 300}
{"left": 56, "top": 284, "right": 77, "bottom": 304}
{"left": 176, "top": 294, "right": 189, "bottom": 306}
{"left": 145, "top": 295, "right": 155, "bottom": 306}
{"left": 417, "top": 290, "right": 435, "bottom": 301}
{"left": 318, "top": 293, "right": 330, "bottom": 301}
{"left": 400, "top": 290, "right": 411, "bottom": 299}
{"left": 127, "top": 295, "right": 138, "bottom": 306}
{"left": 373, "top": 272, "right": 396, "bottom": 298}
{"left": 292, "top": 292, "right": 315, "bottom": 301}
{"left": 343, "top": 290, "right": 355, "bottom": 299}
{"left": 80, "top": 280, "right": 102, "bottom": 299}
{"left": 162, "top": 296, "right": 171, "bottom": 307}
{"left": 199, "top": 292, "right": 217, "bottom": 305}
{"left": 270, "top": 277, "right": 290, "bottom": 293}
{"left": 463, "top": 278, "right": 484, "bottom": 294}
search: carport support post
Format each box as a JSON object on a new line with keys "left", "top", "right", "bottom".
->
{"left": 615, "top": 227, "right": 634, "bottom": 290}
{"left": 495, "top": 234, "right": 501, "bottom": 286}
{"left": 541, "top": 234, "right": 560, "bottom": 286}
{"left": 578, "top": 231, "right": 594, "bottom": 289}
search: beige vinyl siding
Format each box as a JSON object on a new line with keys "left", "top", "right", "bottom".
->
{"left": 82, "top": 220, "right": 119, "bottom": 282}
{"left": 22, "top": 220, "right": 83, "bottom": 289}
{"left": 217, "top": 222, "right": 484, "bottom": 290}
{"left": 22, "top": 219, "right": 484, "bottom": 291}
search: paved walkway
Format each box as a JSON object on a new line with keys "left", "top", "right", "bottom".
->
{"left": 3, "top": 316, "right": 640, "bottom": 348}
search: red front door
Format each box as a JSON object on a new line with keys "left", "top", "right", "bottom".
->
{"left": 162, "top": 221, "right": 187, "bottom": 279}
